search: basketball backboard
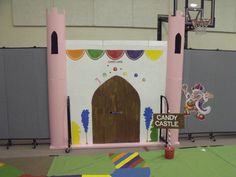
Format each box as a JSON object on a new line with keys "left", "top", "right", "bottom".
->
{"left": 176, "top": 0, "right": 215, "bottom": 31}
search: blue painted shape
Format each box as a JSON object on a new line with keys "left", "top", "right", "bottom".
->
{"left": 143, "top": 107, "right": 153, "bottom": 130}
{"left": 81, "top": 109, "right": 89, "bottom": 133}
{"left": 113, "top": 152, "right": 133, "bottom": 166}
{"left": 111, "top": 168, "right": 150, "bottom": 177}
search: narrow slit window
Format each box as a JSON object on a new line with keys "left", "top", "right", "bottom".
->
{"left": 51, "top": 31, "right": 58, "bottom": 54}
{"left": 175, "top": 33, "right": 181, "bottom": 54}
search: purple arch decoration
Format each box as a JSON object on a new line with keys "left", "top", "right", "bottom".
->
{"left": 126, "top": 50, "right": 144, "bottom": 61}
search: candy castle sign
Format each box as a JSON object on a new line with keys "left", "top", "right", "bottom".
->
{"left": 153, "top": 113, "right": 185, "bottom": 129}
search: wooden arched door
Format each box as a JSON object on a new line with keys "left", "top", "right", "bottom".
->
{"left": 92, "top": 76, "right": 140, "bottom": 144}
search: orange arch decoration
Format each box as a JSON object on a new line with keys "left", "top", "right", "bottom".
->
{"left": 66, "top": 50, "right": 85, "bottom": 61}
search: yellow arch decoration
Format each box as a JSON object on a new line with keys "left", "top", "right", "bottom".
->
{"left": 145, "top": 50, "right": 163, "bottom": 61}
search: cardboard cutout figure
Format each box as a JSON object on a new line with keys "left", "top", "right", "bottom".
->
{"left": 182, "top": 83, "right": 214, "bottom": 120}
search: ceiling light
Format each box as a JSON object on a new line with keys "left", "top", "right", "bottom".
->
{"left": 190, "top": 3, "right": 198, "bottom": 8}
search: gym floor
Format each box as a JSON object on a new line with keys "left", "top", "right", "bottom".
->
{"left": 1, "top": 135, "right": 236, "bottom": 176}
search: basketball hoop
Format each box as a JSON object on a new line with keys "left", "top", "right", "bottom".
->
{"left": 191, "top": 18, "right": 211, "bottom": 33}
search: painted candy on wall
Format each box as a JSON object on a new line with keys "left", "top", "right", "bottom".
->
{"left": 66, "top": 40, "right": 167, "bottom": 145}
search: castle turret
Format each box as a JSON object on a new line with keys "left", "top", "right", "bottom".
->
{"left": 165, "top": 11, "right": 185, "bottom": 145}
{"left": 47, "top": 7, "right": 67, "bottom": 149}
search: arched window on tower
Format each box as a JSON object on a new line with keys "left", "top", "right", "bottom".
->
{"left": 51, "top": 31, "right": 58, "bottom": 54}
{"left": 175, "top": 33, "right": 182, "bottom": 54}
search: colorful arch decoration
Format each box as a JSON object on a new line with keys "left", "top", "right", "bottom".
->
{"left": 145, "top": 50, "right": 163, "bottom": 61}
{"left": 66, "top": 50, "right": 85, "bottom": 61}
{"left": 86, "top": 49, "right": 105, "bottom": 60}
{"left": 66, "top": 49, "right": 163, "bottom": 61}
{"left": 126, "top": 50, "right": 144, "bottom": 61}
{"left": 106, "top": 50, "right": 125, "bottom": 60}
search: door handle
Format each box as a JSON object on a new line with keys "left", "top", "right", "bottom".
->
{"left": 110, "top": 111, "right": 123, "bottom": 115}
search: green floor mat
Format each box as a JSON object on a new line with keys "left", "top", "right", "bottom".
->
{"left": 140, "top": 146, "right": 236, "bottom": 177}
{"left": 208, "top": 145, "right": 236, "bottom": 168}
{"left": 47, "top": 146, "right": 236, "bottom": 177}
{"left": 47, "top": 154, "right": 115, "bottom": 176}
{"left": 0, "top": 163, "right": 23, "bottom": 177}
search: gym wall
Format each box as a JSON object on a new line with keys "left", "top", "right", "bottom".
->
{"left": 1, "top": 0, "right": 236, "bottom": 50}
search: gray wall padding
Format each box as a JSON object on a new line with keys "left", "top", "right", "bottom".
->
{"left": 0, "top": 48, "right": 49, "bottom": 139}
{"left": 181, "top": 49, "right": 236, "bottom": 134}
{"left": 0, "top": 50, "right": 9, "bottom": 139}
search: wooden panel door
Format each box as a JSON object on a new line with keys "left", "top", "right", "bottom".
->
{"left": 92, "top": 76, "right": 140, "bottom": 144}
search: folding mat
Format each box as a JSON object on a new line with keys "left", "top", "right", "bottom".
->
{"left": 1, "top": 145, "right": 236, "bottom": 177}
{"left": 0, "top": 162, "right": 23, "bottom": 177}
{"left": 48, "top": 146, "right": 236, "bottom": 177}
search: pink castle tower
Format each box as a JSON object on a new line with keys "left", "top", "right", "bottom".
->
{"left": 47, "top": 7, "right": 68, "bottom": 149}
{"left": 165, "top": 11, "right": 185, "bottom": 145}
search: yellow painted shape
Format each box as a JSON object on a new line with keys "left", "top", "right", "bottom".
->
{"left": 0, "top": 163, "right": 4, "bottom": 167}
{"left": 145, "top": 50, "right": 163, "bottom": 61}
{"left": 82, "top": 175, "right": 111, "bottom": 177}
{"left": 123, "top": 71, "right": 128, "bottom": 76}
{"left": 115, "top": 152, "right": 139, "bottom": 169}
{"left": 71, "top": 121, "right": 80, "bottom": 145}
{"left": 66, "top": 50, "right": 85, "bottom": 61}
